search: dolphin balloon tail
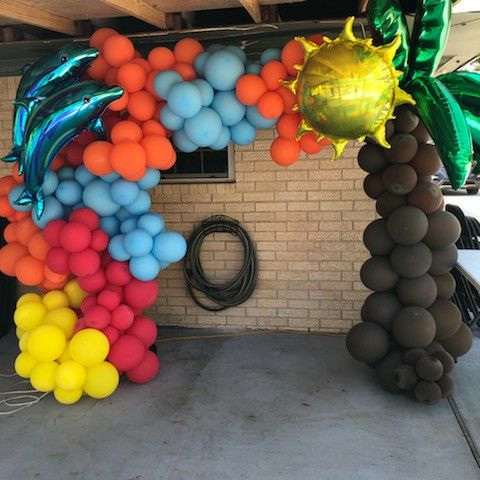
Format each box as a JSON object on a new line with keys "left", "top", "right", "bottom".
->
{"left": 1, "top": 147, "right": 20, "bottom": 163}
{"left": 14, "top": 188, "right": 45, "bottom": 219}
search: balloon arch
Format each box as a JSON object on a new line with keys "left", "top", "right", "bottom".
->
{"left": 0, "top": 0, "right": 478, "bottom": 405}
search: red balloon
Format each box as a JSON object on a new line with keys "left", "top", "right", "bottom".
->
{"left": 105, "top": 260, "right": 132, "bottom": 286}
{"left": 73, "top": 319, "right": 86, "bottom": 334}
{"left": 43, "top": 220, "right": 66, "bottom": 247}
{"left": 69, "top": 248, "right": 100, "bottom": 277}
{"left": 126, "top": 350, "right": 160, "bottom": 384}
{"left": 80, "top": 295, "right": 97, "bottom": 314}
{"left": 110, "top": 304, "right": 134, "bottom": 330}
{"left": 68, "top": 208, "right": 100, "bottom": 230}
{"left": 97, "top": 289, "right": 121, "bottom": 310}
{"left": 124, "top": 279, "right": 158, "bottom": 310}
{"left": 126, "top": 316, "right": 157, "bottom": 347}
{"left": 63, "top": 141, "right": 84, "bottom": 166}
{"left": 59, "top": 222, "right": 92, "bottom": 253}
{"left": 46, "top": 247, "right": 70, "bottom": 274}
{"left": 102, "top": 326, "right": 120, "bottom": 345}
{"left": 108, "top": 334, "right": 145, "bottom": 371}
{"left": 77, "top": 268, "right": 107, "bottom": 293}
{"left": 90, "top": 229, "right": 109, "bottom": 252}
{"left": 84, "top": 304, "right": 111, "bottom": 329}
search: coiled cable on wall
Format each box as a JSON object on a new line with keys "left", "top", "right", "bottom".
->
{"left": 183, "top": 215, "right": 257, "bottom": 311}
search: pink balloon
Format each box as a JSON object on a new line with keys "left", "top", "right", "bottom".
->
{"left": 108, "top": 334, "right": 145, "bottom": 371}
{"left": 126, "top": 316, "right": 157, "bottom": 347}
{"left": 126, "top": 350, "right": 160, "bottom": 384}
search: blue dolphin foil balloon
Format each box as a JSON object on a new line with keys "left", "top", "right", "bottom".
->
{"left": 14, "top": 81, "right": 124, "bottom": 219}
{"left": 3, "top": 45, "right": 99, "bottom": 172}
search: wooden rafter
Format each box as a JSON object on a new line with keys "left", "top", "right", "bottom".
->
{"left": 0, "top": 0, "right": 76, "bottom": 35}
{"left": 98, "top": 0, "right": 167, "bottom": 29}
{"left": 239, "top": 0, "right": 262, "bottom": 22}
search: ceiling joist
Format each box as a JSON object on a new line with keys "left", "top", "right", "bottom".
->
{"left": 239, "top": 0, "right": 262, "bottom": 22}
{"left": 98, "top": 0, "right": 167, "bottom": 29}
{"left": 0, "top": 0, "right": 76, "bottom": 35}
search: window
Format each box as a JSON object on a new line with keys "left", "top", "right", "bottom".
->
{"left": 459, "top": 56, "right": 480, "bottom": 73}
{"left": 161, "top": 145, "right": 235, "bottom": 183}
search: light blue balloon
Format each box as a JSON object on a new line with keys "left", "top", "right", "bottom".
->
{"left": 108, "top": 234, "right": 130, "bottom": 261}
{"left": 167, "top": 81, "right": 202, "bottom": 119}
{"left": 125, "top": 190, "right": 151, "bottom": 215}
{"left": 120, "top": 217, "right": 138, "bottom": 234}
{"left": 74, "top": 165, "right": 95, "bottom": 186}
{"left": 184, "top": 107, "right": 223, "bottom": 147}
{"left": 211, "top": 90, "right": 246, "bottom": 126}
{"left": 124, "top": 229, "right": 154, "bottom": 257}
{"left": 207, "top": 44, "right": 224, "bottom": 53}
{"left": 260, "top": 48, "right": 281, "bottom": 65}
{"left": 153, "top": 70, "right": 183, "bottom": 100}
{"left": 204, "top": 51, "right": 245, "bottom": 91}
{"left": 191, "top": 79, "right": 214, "bottom": 107}
{"left": 194, "top": 52, "right": 210, "bottom": 77}
{"left": 100, "top": 216, "right": 120, "bottom": 237}
{"left": 55, "top": 180, "right": 83, "bottom": 206}
{"left": 129, "top": 254, "right": 161, "bottom": 281}
{"left": 42, "top": 170, "right": 58, "bottom": 196}
{"left": 115, "top": 207, "right": 131, "bottom": 222}
{"left": 173, "top": 129, "right": 198, "bottom": 153}
{"left": 246, "top": 105, "right": 279, "bottom": 129}
{"left": 83, "top": 179, "right": 120, "bottom": 216}
{"left": 110, "top": 179, "right": 140, "bottom": 207}
{"left": 32, "top": 196, "right": 64, "bottom": 228}
{"left": 246, "top": 63, "right": 262, "bottom": 75}
{"left": 57, "top": 166, "right": 75, "bottom": 181}
{"left": 160, "top": 105, "right": 184, "bottom": 131}
{"left": 9, "top": 185, "right": 32, "bottom": 211}
{"left": 100, "top": 172, "right": 121, "bottom": 183}
{"left": 137, "top": 168, "right": 161, "bottom": 190}
{"left": 224, "top": 45, "right": 248, "bottom": 64}
{"left": 210, "top": 125, "right": 231, "bottom": 150}
{"left": 152, "top": 231, "right": 187, "bottom": 263}
{"left": 137, "top": 213, "right": 165, "bottom": 236}
{"left": 230, "top": 119, "right": 256, "bottom": 146}
{"left": 72, "top": 202, "right": 84, "bottom": 210}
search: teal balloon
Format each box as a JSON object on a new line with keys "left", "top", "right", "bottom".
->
{"left": 230, "top": 119, "right": 256, "bottom": 146}
{"left": 184, "top": 107, "right": 223, "bottom": 147}
{"left": 9, "top": 185, "right": 31, "bottom": 212}
{"left": 108, "top": 234, "right": 130, "bottom": 261}
{"left": 125, "top": 190, "right": 151, "bottom": 215}
{"left": 152, "top": 231, "right": 187, "bottom": 263}
{"left": 42, "top": 171, "right": 59, "bottom": 196}
{"left": 120, "top": 217, "right": 138, "bottom": 234}
{"left": 210, "top": 126, "right": 231, "bottom": 150}
{"left": 224, "top": 46, "right": 248, "bottom": 64}
{"left": 100, "top": 216, "right": 120, "bottom": 237}
{"left": 137, "top": 168, "right": 161, "bottom": 190}
{"left": 194, "top": 52, "right": 210, "bottom": 77}
{"left": 55, "top": 179, "right": 83, "bottom": 206}
{"left": 4, "top": 45, "right": 99, "bottom": 171}
{"left": 137, "top": 213, "right": 165, "bottom": 236}
{"left": 260, "top": 48, "right": 281, "bottom": 65}
{"left": 74, "top": 165, "right": 95, "bottom": 186}
{"left": 153, "top": 70, "right": 182, "bottom": 100}
{"left": 204, "top": 51, "right": 245, "bottom": 91}
{"left": 211, "top": 90, "right": 246, "bottom": 126}
{"left": 191, "top": 79, "right": 214, "bottom": 107}
{"left": 124, "top": 229, "right": 153, "bottom": 257}
{"left": 167, "top": 81, "right": 202, "bottom": 119}
{"left": 246, "top": 106, "right": 278, "bottom": 129}
{"left": 246, "top": 63, "right": 261, "bottom": 75}
{"left": 130, "top": 254, "right": 161, "bottom": 281}
{"left": 173, "top": 129, "right": 198, "bottom": 153}
{"left": 83, "top": 178, "right": 121, "bottom": 216}
{"left": 14, "top": 81, "right": 123, "bottom": 219}
{"left": 110, "top": 179, "right": 140, "bottom": 206}
{"left": 160, "top": 105, "right": 184, "bottom": 131}
{"left": 32, "top": 196, "right": 64, "bottom": 228}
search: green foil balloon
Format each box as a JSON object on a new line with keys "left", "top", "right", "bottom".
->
{"left": 438, "top": 72, "right": 480, "bottom": 115}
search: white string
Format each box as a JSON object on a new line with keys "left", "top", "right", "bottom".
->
{"left": 0, "top": 372, "right": 18, "bottom": 377}
{"left": 0, "top": 377, "right": 49, "bottom": 415}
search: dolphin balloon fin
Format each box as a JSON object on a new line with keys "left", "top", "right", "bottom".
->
{"left": 13, "top": 96, "right": 45, "bottom": 113}
{"left": 2, "top": 147, "right": 20, "bottom": 163}
{"left": 13, "top": 189, "right": 33, "bottom": 206}
{"left": 20, "top": 62, "right": 33, "bottom": 75}
{"left": 88, "top": 117, "right": 106, "bottom": 138}
{"left": 14, "top": 188, "right": 45, "bottom": 219}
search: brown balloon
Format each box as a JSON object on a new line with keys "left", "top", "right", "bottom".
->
{"left": 363, "top": 219, "right": 396, "bottom": 255}
{"left": 429, "top": 244, "right": 458, "bottom": 275}
{"left": 414, "top": 381, "right": 442, "bottom": 405}
{"left": 427, "top": 299, "right": 462, "bottom": 340}
{"left": 392, "top": 306, "right": 436, "bottom": 348}
{"left": 385, "top": 133, "right": 418, "bottom": 163}
{"left": 364, "top": 172, "right": 385, "bottom": 199}
{"left": 393, "top": 364, "right": 419, "bottom": 390}
{"left": 416, "top": 355, "right": 444, "bottom": 381}
{"left": 440, "top": 323, "right": 473, "bottom": 358}
{"left": 404, "top": 348, "right": 428, "bottom": 366}
{"left": 432, "top": 273, "right": 456, "bottom": 299}
{"left": 409, "top": 144, "right": 441, "bottom": 175}
{"left": 346, "top": 322, "right": 390, "bottom": 364}
{"left": 393, "top": 109, "right": 420, "bottom": 133}
{"left": 382, "top": 164, "right": 418, "bottom": 195}
{"left": 412, "top": 121, "right": 432, "bottom": 144}
{"left": 390, "top": 243, "right": 432, "bottom": 278}
{"left": 425, "top": 341, "right": 446, "bottom": 355}
{"left": 407, "top": 181, "right": 443, "bottom": 214}
{"left": 360, "top": 256, "right": 399, "bottom": 292}
{"left": 423, "top": 211, "right": 461, "bottom": 250}
{"left": 387, "top": 206, "right": 428, "bottom": 245}
{"left": 432, "top": 350, "right": 455, "bottom": 375}
{"left": 376, "top": 192, "right": 407, "bottom": 218}
{"left": 437, "top": 375, "right": 455, "bottom": 398}
{"left": 375, "top": 348, "right": 404, "bottom": 393}
{"left": 358, "top": 144, "right": 389, "bottom": 173}
{"left": 361, "top": 292, "right": 402, "bottom": 331}
{"left": 397, "top": 274, "right": 438, "bottom": 308}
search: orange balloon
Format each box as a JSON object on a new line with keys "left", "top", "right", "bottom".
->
{"left": 89, "top": 28, "right": 118, "bottom": 50}
{"left": 50, "top": 154, "right": 67, "bottom": 171}
{"left": 173, "top": 38, "right": 205, "bottom": 65}
{"left": 44, "top": 265, "right": 69, "bottom": 284}
{"left": 102, "top": 35, "right": 135, "bottom": 67}
{"left": 131, "top": 58, "right": 151, "bottom": 73}
{"left": 108, "top": 91, "right": 129, "bottom": 112}
{"left": 258, "top": 91, "right": 284, "bottom": 119}
{"left": 104, "top": 67, "right": 118, "bottom": 86}
{"left": 41, "top": 277, "right": 68, "bottom": 291}
{"left": 110, "top": 141, "right": 147, "bottom": 179}
{"left": 235, "top": 74, "right": 268, "bottom": 106}
{"left": 141, "top": 135, "right": 176, "bottom": 170}
{"left": 142, "top": 119, "right": 167, "bottom": 137}
{"left": 145, "top": 70, "right": 160, "bottom": 98}
{"left": 28, "top": 232, "right": 50, "bottom": 261}
{"left": 0, "top": 176, "right": 16, "bottom": 195}
{"left": 171, "top": 63, "right": 196, "bottom": 81}
{"left": 122, "top": 168, "right": 148, "bottom": 182}
{"left": 15, "top": 218, "right": 39, "bottom": 245}
{"left": 110, "top": 121, "right": 143, "bottom": 144}
{"left": 276, "top": 113, "right": 301, "bottom": 140}
{"left": 277, "top": 85, "right": 297, "bottom": 114}
{"left": 83, "top": 141, "right": 114, "bottom": 176}
{"left": 270, "top": 137, "right": 301, "bottom": 166}
{"left": 308, "top": 33, "right": 324, "bottom": 45}
{"left": 16, "top": 255, "right": 45, "bottom": 286}
{"left": 127, "top": 91, "right": 156, "bottom": 121}
{"left": 87, "top": 56, "right": 110, "bottom": 81}
{"left": 116, "top": 62, "right": 147, "bottom": 93}
{"left": 148, "top": 47, "right": 175, "bottom": 71}
{"left": 11, "top": 164, "right": 23, "bottom": 183}
{"left": 261, "top": 61, "right": 288, "bottom": 91}
{"left": 300, "top": 133, "right": 330, "bottom": 155}
{"left": 0, "top": 196, "right": 15, "bottom": 218}
{"left": 281, "top": 39, "right": 304, "bottom": 76}
{"left": 4, "top": 222, "right": 17, "bottom": 243}
{"left": 14, "top": 211, "right": 29, "bottom": 222}
{"left": 0, "top": 242, "right": 28, "bottom": 276}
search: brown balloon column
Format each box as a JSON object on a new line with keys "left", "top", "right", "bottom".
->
{"left": 346, "top": 107, "right": 474, "bottom": 405}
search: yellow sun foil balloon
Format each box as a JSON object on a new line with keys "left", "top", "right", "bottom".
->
{"left": 284, "top": 17, "right": 415, "bottom": 158}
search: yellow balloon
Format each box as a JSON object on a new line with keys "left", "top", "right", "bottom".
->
{"left": 83, "top": 361, "right": 119, "bottom": 399}
{"left": 16, "top": 292, "right": 42, "bottom": 307}
{"left": 27, "top": 324, "right": 66, "bottom": 362}
{"left": 14, "top": 301, "right": 47, "bottom": 331}
{"left": 69, "top": 329, "right": 109, "bottom": 367}
{"left": 63, "top": 279, "right": 87, "bottom": 308}
{"left": 58, "top": 347, "right": 72, "bottom": 363}
{"left": 43, "top": 307, "right": 78, "bottom": 339}
{"left": 30, "top": 361, "right": 58, "bottom": 392}
{"left": 19, "top": 332, "right": 29, "bottom": 352}
{"left": 15, "top": 327, "right": 25, "bottom": 339}
{"left": 14, "top": 352, "right": 38, "bottom": 378}
{"left": 54, "top": 387, "right": 83, "bottom": 405}
{"left": 55, "top": 360, "right": 87, "bottom": 391}
{"left": 42, "top": 290, "right": 70, "bottom": 310}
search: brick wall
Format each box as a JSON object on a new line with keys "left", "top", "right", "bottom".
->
{"left": 0, "top": 76, "right": 374, "bottom": 334}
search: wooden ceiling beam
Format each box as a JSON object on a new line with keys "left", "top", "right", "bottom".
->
{"left": 98, "top": 0, "right": 167, "bottom": 29}
{"left": 0, "top": 0, "right": 76, "bottom": 35}
{"left": 239, "top": 0, "right": 262, "bottom": 23}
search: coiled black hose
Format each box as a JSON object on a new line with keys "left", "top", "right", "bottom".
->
{"left": 183, "top": 215, "right": 257, "bottom": 311}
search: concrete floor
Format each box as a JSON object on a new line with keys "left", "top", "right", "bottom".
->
{"left": 1, "top": 329, "right": 480, "bottom": 480}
